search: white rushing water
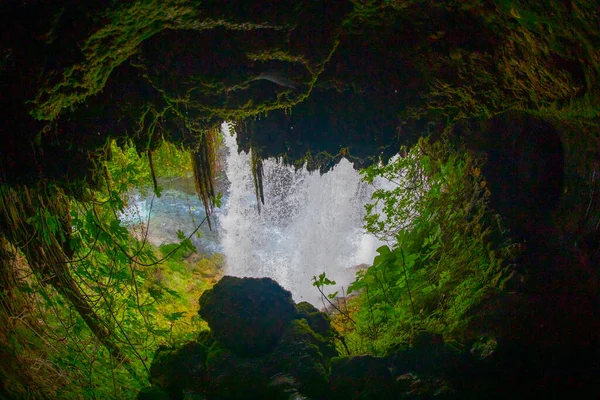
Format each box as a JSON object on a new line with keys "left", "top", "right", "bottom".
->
{"left": 220, "top": 124, "right": 382, "bottom": 305}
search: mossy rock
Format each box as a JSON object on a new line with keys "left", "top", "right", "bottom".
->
{"left": 144, "top": 278, "right": 338, "bottom": 399}
{"left": 203, "top": 318, "right": 336, "bottom": 399}
{"left": 137, "top": 386, "right": 171, "bottom": 400}
{"left": 149, "top": 341, "right": 209, "bottom": 398}
{"left": 268, "top": 318, "right": 335, "bottom": 398}
{"left": 330, "top": 354, "right": 457, "bottom": 400}
{"left": 395, "top": 373, "right": 456, "bottom": 400}
{"left": 329, "top": 355, "right": 396, "bottom": 399}
{"left": 295, "top": 301, "right": 334, "bottom": 338}
{"left": 198, "top": 276, "right": 298, "bottom": 357}
{"left": 204, "top": 342, "right": 270, "bottom": 399}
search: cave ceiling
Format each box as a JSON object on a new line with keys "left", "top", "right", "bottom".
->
{"left": 0, "top": 0, "right": 598, "bottom": 187}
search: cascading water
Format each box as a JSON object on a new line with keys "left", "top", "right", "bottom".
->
{"left": 220, "top": 124, "right": 382, "bottom": 305}
{"left": 119, "top": 124, "right": 384, "bottom": 306}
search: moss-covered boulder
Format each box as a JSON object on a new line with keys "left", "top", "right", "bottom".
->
{"left": 203, "top": 319, "right": 335, "bottom": 399}
{"left": 143, "top": 276, "right": 338, "bottom": 399}
{"left": 329, "top": 332, "right": 466, "bottom": 399}
{"left": 146, "top": 336, "right": 214, "bottom": 399}
{"left": 329, "top": 355, "right": 396, "bottom": 399}
{"left": 198, "top": 276, "right": 298, "bottom": 357}
{"left": 203, "top": 342, "right": 268, "bottom": 399}
{"left": 295, "top": 301, "right": 334, "bottom": 338}
{"left": 267, "top": 319, "right": 335, "bottom": 398}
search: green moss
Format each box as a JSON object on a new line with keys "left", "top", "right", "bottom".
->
{"left": 295, "top": 301, "right": 334, "bottom": 338}
{"left": 149, "top": 341, "right": 208, "bottom": 397}
{"left": 194, "top": 257, "right": 220, "bottom": 278}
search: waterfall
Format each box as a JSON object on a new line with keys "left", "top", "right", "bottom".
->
{"left": 220, "top": 124, "right": 382, "bottom": 305}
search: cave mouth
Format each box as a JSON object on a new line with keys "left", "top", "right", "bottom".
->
{"left": 1, "top": 1, "right": 599, "bottom": 399}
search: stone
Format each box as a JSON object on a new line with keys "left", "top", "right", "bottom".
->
{"left": 329, "top": 355, "right": 396, "bottom": 399}
{"left": 198, "top": 276, "right": 298, "bottom": 357}
{"left": 268, "top": 319, "right": 334, "bottom": 398}
{"left": 136, "top": 386, "right": 171, "bottom": 400}
{"left": 144, "top": 277, "right": 339, "bottom": 399}
{"left": 295, "top": 301, "right": 334, "bottom": 337}
{"left": 149, "top": 339, "right": 211, "bottom": 398}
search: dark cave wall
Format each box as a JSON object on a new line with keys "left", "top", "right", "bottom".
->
{"left": 0, "top": 0, "right": 598, "bottom": 239}
{"left": 455, "top": 114, "right": 566, "bottom": 240}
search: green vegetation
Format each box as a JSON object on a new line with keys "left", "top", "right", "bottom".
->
{"left": 0, "top": 141, "right": 219, "bottom": 398}
{"left": 1, "top": 0, "right": 599, "bottom": 397}
{"left": 108, "top": 140, "right": 194, "bottom": 196}
{"left": 324, "top": 137, "right": 519, "bottom": 355}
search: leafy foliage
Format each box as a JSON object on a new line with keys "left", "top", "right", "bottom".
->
{"left": 0, "top": 141, "right": 216, "bottom": 399}
{"left": 107, "top": 139, "right": 193, "bottom": 197}
{"left": 337, "top": 137, "right": 520, "bottom": 355}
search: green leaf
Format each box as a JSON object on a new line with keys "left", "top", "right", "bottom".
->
{"left": 312, "top": 272, "right": 336, "bottom": 287}
{"left": 376, "top": 245, "right": 391, "bottom": 255}
{"left": 166, "top": 311, "right": 186, "bottom": 322}
{"left": 163, "top": 287, "right": 181, "bottom": 299}
{"left": 212, "top": 192, "right": 223, "bottom": 208}
{"left": 148, "top": 286, "right": 164, "bottom": 300}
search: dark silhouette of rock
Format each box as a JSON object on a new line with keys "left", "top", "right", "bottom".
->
{"left": 147, "top": 339, "right": 212, "bottom": 399}
{"left": 329, "top": 355, "right": 396, "bottom": 399}
{"left": 204, "top": 318, "right": 334, "bottom": 399}
{"left": 141, "top": 276, "right": 338, "bottom": 399}
{"left": 295, "top": 301, "right": 334, "bottom": 337}
{"left": 198, "top": 276, "right": 298, "bottom": 357}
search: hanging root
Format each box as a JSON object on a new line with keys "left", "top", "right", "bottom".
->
{"left": 0, "top": 184, "right": 134, "bottom": 384}
{"left": 147, "top": 148, "right": 159, "bottom": 193}
{"left": 191, "top": 127, "right": 219, "bottom": 229}
{"left": 251, "top": 148, "right": 265, "bottom": 214}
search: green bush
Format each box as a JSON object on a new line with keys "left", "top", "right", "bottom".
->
{"left": 341, "top": 137, "right": 518, "bottom": 354}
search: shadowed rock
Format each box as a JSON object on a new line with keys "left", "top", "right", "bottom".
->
{"left": 198, "top": 276, "right": 298, "bottom": 357}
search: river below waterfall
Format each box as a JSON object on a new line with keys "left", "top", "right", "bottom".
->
{"left": 121, "top": 124, "right": 383, "bottom": 305}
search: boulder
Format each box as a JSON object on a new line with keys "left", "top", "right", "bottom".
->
{"left": 198, "top": 276, "right": 298, "bottom": 357}
{"left": 329, "top": 355, "right": 396, "bottom": 399}
{"left": 144, "top": 277, "right": 339, "bottom": 399}
{"left": 296, "top": 301, "right": 334, "bottom": 337}
{"left": 204, "top": 319, "right": 335, "bottom": 399}
{"left": 204, "top": 342, "right": 268, "bottom": 399}
{"left": 268, "top": 319, "right": 335, "bottom": 398}
{"left": 148, "top": 339, "right": 212, "bottom": 398}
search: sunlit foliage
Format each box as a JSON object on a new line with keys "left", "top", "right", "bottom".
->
{"left": 330, "top": 137, "right": 520, "bottom": 355}
{"left": 0, "top": 142, "right": 214, "bottom": 399}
